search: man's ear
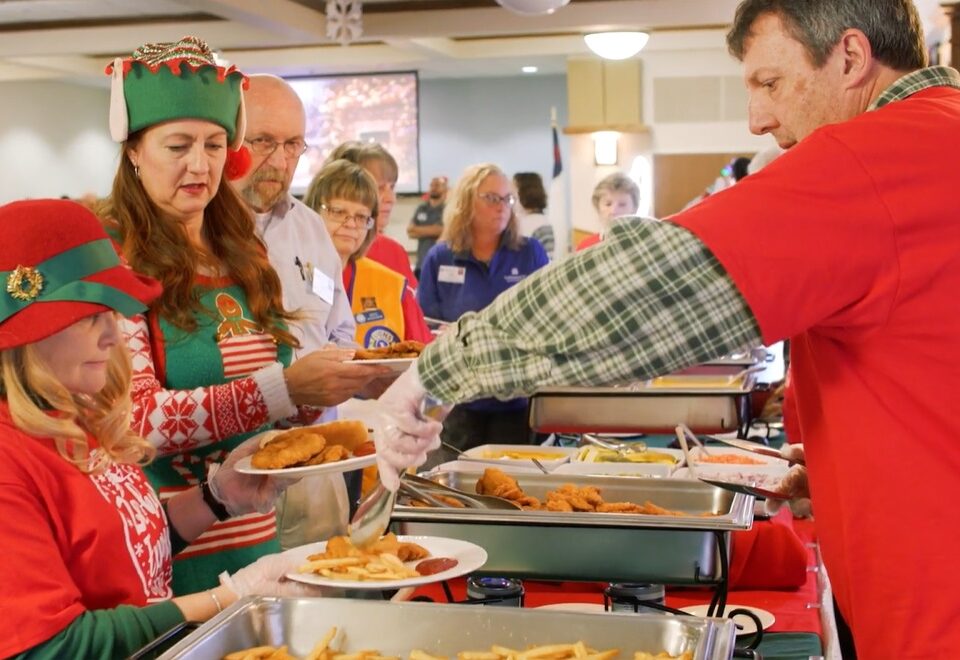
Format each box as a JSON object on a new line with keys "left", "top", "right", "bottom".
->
{"left": 837, "top": 28, "right": 872, "bottom": 85}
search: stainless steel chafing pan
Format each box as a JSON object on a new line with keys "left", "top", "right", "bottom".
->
{"left": 393, "top": 472, "right": 753, "bottom": 584}
{"left": 527, "top": 384, "right": 752, "bottom": 435}
{"left": 158, "top": 597, "right": 739, "bottom": 660}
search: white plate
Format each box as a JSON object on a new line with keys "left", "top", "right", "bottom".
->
{"left": 351, "top": 357, "right": 415, "bottom": 373}
{"left": 234, "top": 452, "right": 375, "bottom": 477}
{"left": 680, "top": 604, "right": 775, "bottom": 636}
{"left": 535, "top": 602, "right": 608, "bottom": 613}
{"left": 285, "top": 535, "right": 487, "bottom": 590}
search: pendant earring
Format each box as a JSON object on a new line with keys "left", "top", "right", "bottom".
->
{"left": 134, "top": 165, "right": 140, "bottom": 179}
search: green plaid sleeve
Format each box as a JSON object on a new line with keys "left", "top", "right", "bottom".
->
{"left": 417, "top": 218, "right": 762, "bottom": 403}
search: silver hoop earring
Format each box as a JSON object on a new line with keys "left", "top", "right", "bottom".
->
{"left": 134, "top": 165, "right": 140, "bottom": 179}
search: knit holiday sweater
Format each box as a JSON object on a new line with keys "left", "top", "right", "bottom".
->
{"left": 122, "top": 274, "right": 295, "bottom": 594}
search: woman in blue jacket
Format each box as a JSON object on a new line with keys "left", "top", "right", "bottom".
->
{"left": 417, "top": 163, "right": 548, "bottom": 452}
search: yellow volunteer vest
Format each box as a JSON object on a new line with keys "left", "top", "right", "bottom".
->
{"left": 349, "top": 257, "right": 406, "bottom": 348}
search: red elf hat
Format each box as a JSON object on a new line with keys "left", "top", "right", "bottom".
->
{"left": 0, "top": 199, "right": 162, "bottom": 350}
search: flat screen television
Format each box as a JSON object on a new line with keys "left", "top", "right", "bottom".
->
{"left": 288, "top": 71, "right": 420, "bottom": 194}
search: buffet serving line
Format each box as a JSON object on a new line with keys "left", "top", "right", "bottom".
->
{"left": 148, "top": 352, "right": 828, "bottom": 660}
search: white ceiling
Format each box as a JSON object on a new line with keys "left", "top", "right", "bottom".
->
{"left": 0, "top": 0, "right": 745, "bottom": 83}
{"left": 0, "top": 0, "right": 949, "bottom": 84}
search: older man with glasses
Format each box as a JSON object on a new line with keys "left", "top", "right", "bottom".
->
{"left": 230, "top": 74, "right": 391, "bottom": 551}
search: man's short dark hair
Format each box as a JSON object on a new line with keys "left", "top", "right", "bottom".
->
{"left": 727, "top": 0, "right": 926, "bottom": 71}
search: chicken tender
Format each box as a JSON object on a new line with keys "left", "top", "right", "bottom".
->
{"left": 252, "top": 431, "right": 326, "bottom": 469}
{"left": 304, "top": 444, "right": 350, "bottom": 465}
{"left": 476, "top": 468, "right": 527, "bottom": 501}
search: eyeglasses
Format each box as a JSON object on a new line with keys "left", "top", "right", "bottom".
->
{"left": 479, "top": 192, "right": 517, "bottom": 207}
{"left": 245, "top": 136, "right": 308, "bottom": 158}
{"left": 320, "top": 204, "right": 375, "bottom": 230}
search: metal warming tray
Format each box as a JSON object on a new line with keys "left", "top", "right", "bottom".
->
{"left": 394, "top": 472, "right": 753, "bottom": 584}
{"left": 159, "top": 597, "right": 739, "bottom": 660}
{"left": 528, "top": 380, "right": 753, "bottom": 435}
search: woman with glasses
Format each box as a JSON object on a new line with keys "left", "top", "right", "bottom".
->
{"left": 416, "top": 164, "right": 549, "bottom": 453}
{"left": 304, "top": 159, "right": 431, "bottom": 349}
{"left": 96, "top": 38, "right": 362, "bottom": 595}
{"left": 325, "top": 142, "right": 419, "bottom": 290}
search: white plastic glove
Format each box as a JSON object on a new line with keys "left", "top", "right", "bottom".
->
{"left": 220, "top": 547, "right": 331, "bottom": 598}
{"left": 375, "top": 364, "right": 446, "bottom": 491}
{"left": 209, "top": 434, "right": 301, "bottom": 516}
{"left": 765, "top": 444, "right": 813, "bottom": 517}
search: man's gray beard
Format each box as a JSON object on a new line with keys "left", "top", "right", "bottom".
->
{"left": 241, "top": 177, "right": 285, "bottom": 213}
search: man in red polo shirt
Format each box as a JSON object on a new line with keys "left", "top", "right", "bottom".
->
{"left": 375, "top": 1, "right": 960, "bottom": 657}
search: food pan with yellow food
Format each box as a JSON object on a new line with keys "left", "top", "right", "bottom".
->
{"left": 222, "top": 625, "right": 695, "bottom": 660}
{"left": 462, "top": 443, "right": 576, "bottom": 464}
{"left": 575, "top": 446, "right": 681, "bottom": 465}
{"left": 157, "top": 597, "right": 737, "bottom": 659}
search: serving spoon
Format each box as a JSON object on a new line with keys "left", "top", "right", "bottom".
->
{"left": 348, "top": 396, "right": 447, "bottom": 547}
{"left": 402, "top": 472, "right": 521, "bottom": 510}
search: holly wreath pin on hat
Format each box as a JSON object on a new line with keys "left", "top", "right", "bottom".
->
{"left": 106, "top": 36, "right": 252, "bottom": 178}
{"left": 0, "top": 199, "right": 162, "bottom": 351}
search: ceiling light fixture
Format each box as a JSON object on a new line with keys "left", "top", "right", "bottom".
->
{"left": 583, "top": 31, "right": 649, "bottom": 60}
{"left": 496, "top": 0, "right": 570, "bottom": 16}
{"left": 521, "top": 65, "right": 539, "bottom": 74}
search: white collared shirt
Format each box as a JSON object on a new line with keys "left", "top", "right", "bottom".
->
{"left": 255, "top": 195, "right": 356, "bottom": 356}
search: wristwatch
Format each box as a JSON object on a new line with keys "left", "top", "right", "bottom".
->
{"left": 200, "top": 479, "right": 231, "bottom": 521}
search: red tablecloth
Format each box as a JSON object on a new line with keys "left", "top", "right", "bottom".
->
{"left": 412, "top": 516, "right": 822, "bottom": 638}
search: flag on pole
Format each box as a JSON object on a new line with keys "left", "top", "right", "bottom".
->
{"left": 546, "top": 108, "right": 570, "bottom": 258}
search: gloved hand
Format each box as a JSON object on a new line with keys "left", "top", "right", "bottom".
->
{"left": 375, "top": 364, "right": 446, "bottom": 491}
{"left": 221, "top": 547, "right": 330, "bottom": 598}
{"left": 765, "top": 444, "right": 813, "bottom": 517}
{"left": 209, "top": 434, "right": 301, "bottom": 516}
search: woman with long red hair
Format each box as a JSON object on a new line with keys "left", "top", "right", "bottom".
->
{"left": 99, "top": 36, "right": 381, "bottom": 595}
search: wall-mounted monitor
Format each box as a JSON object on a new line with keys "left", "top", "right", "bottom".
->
{"left": 288, "top": 71, "right": 420, "bottom": 194}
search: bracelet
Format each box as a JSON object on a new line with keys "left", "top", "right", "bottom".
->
{"left": 208, "top": 589, "right": 223, "bottom": 613}
{"left": 200, "top": 479, "right": 231, "bottom": 522}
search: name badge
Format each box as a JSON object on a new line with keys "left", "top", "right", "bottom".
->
{"left": 416, "top": 211, "right": 428, "bottom": 222}
{"left": 438, "top": 265, "right": 466, "bottom": 284}
{"left": 355, "top": 309, "right": 386, "bottom": 324}
{"left": 311, "top": 267, "right": 335, "bottom": 304}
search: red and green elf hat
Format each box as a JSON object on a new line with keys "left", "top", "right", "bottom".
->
{"left": 106, "top": 36, "right": 248, "bottom": 149}
{"left": 0, "top": 199, "right": 162, "bottom": 350}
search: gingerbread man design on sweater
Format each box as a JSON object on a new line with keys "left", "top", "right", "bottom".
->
{"left": 213, "top": 293, "right": 279, "bottom": 380}
{"left": 214, "top": 292, "right": 262, "bottom": 340}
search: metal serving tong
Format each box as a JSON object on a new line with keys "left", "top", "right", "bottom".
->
{"left": 581, "top": 433, "right": 648, "bottom": 456}
{"left": 348, "top": 396, "right": 447, "bottom": 547}
{"left": 400, "top": 473, "right": 521, "bottom": 510}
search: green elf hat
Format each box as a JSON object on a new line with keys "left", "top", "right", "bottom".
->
{"left": 106, "top": 36, "right": 248, "bottom": 149}
{"left": 0, "top": 199, "right": 162, "bottom": 351}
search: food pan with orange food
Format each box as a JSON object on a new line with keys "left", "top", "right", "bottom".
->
{"left": 686, "top": 446, "right": 789, "bottom": 479}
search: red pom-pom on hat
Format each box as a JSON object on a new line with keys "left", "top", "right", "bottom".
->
{"left": 225, "top": 145, "right": 252, "bottom": 181}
